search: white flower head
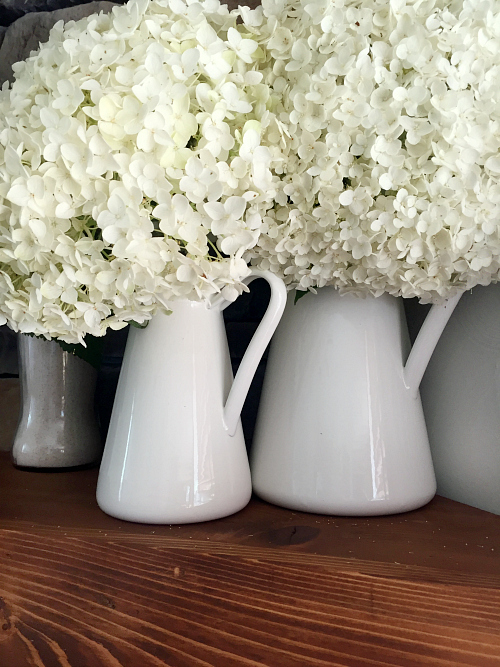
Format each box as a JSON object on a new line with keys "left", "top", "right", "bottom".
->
{"left": 242, "top": 0, "right": 500, "bottom": 303}
{"left": 0, "top": 0, "right": 282, "bottom": 341}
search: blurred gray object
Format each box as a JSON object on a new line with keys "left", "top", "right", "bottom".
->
{"left": 13, "top": 334, "right": 101, "bottom": 467}
{"left": 0, "top": 0, "right": 122, "bottom": 27}
{"left": 0, "top": 1, "right": 117, "bottom": 83}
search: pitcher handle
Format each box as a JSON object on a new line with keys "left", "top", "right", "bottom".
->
{"left": 403, "top": 291, "right": 463, "bottom": 395}
{"left": 213, "top": 270, "right": 286, "bottom": 436}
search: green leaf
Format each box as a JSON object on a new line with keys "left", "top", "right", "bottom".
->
{"left": 23, "top": 332, "right": 105, "bottom": 371}
{"left": 56, "top": 335, "right": 105, "bottom": 371}
{"left": 129, "top": 320, "right": 150, "bottom": 329}
{"left": 294, "top": 289, "right": 309, "bottom": 305}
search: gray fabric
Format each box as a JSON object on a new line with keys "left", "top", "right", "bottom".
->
{"left": 0, "top": 1, "right": 116, "bottom": 84}
{"left": 0, "top": 0, "right": 124, "bottom": 28}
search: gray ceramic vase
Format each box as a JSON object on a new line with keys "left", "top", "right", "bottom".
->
{"left": 12, "top": 334, "right": 101, "bottom": 468}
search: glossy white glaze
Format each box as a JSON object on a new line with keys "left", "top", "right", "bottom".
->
{"left": 96, "top": 270, "right": 286, "bottom": 524}
{"left": 421, "top": 284, "right": 500, "bottom": 515}
{"left": 250, "top": 287, "right": 461, "bottom": 516}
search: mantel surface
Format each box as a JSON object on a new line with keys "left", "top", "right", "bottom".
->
{"left": 0, "top": 452, "right": 499, "bottom": 666}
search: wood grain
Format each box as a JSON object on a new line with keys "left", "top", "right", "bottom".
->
{"left": 0, "top": 454, "right": 499, "bottom": 666}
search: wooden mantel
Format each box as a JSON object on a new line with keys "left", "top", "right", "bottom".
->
{"left": 0, "top": 452, "right": 499, "bottom": 666}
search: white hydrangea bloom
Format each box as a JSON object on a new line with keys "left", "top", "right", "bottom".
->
{"left": 243, "top": 0, "right": 500, "bottom": 302}
{"left": 0, "top": 0, "right": 281, "bottom": 343}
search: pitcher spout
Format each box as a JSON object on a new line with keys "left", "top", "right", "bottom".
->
{"left": 403, "top": 291, "right": 463, "bottom": 395}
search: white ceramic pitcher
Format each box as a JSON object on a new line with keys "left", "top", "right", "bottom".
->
{"left": 250, "top": 287, "right": 461, "bottom": 516}
{"left": 97, "top": 270, "right": 286, "bottom": 524}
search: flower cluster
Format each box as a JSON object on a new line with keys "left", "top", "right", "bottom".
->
{"left": 242, "top": 0, "right": 500, "bottom": 302}
{"left": 2, "top": 0, "right": 500, "bottom": 343}
{"left": 0, "top": 0, "right": 281, "bottom": 343}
